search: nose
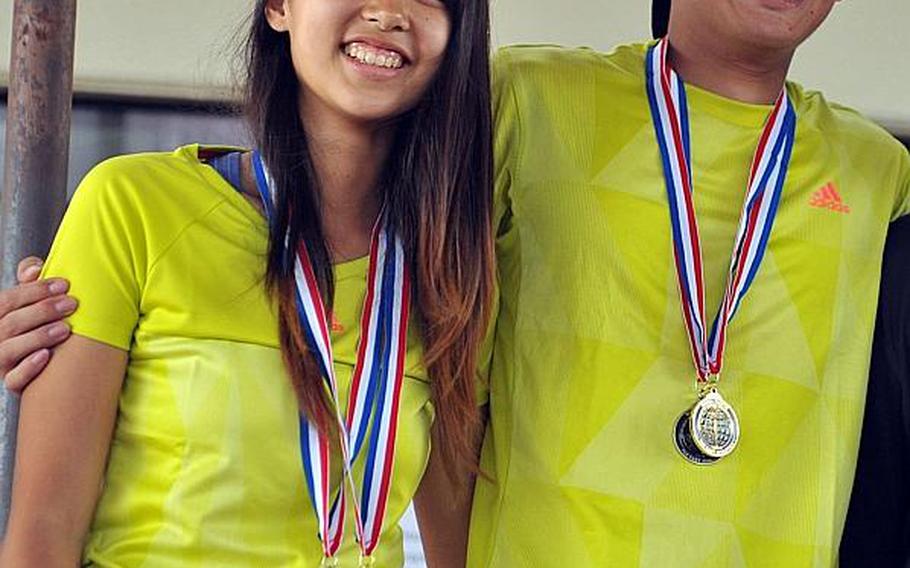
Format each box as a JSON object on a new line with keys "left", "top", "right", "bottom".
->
{"left": 361, "top": 0, "right": 410, "bottom": 32}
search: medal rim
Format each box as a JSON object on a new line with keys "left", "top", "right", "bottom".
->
{"left": 673, "top": 410, "right": 720, "bottom": 466}
{"left": 688, "top": 389, "right": 740, "bottom": 459}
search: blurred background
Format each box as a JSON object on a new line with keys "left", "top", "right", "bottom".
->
{"left": 1, "top": 1, "right": 908, "bottom": 566}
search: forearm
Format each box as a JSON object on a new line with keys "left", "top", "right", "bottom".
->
{"left": 414, "top": 456, "right": 474, "bottom": 567}
{"left": 414, "top": 406, "right": 488, "bottom": 567}
{"left": 2, "top": 334, "right": 127, "bottom": 566}
{"left": 1, "top": 514, "right": 85, "bottom": 567}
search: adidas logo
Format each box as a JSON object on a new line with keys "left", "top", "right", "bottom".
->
{"left": 809, "top": 182, "right": 850, "bottom": 214}
{"left": 330, "top": 313, "right": 344, "bottom": 334}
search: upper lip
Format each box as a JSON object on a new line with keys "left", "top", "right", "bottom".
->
{"left": 343, "top": 36, "right": 412, "bottom": 64}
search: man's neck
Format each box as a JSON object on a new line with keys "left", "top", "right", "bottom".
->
{"left": 666, "top": 26, "right": 794, "bottom": 105}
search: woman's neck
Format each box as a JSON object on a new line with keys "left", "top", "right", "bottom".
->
{"left": 303, "top": 100, "right": 395, "bottom": 262}
{"left": 238, "top": 101, "right": 396, "bottom": 262}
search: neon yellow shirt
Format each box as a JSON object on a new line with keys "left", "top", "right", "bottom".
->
{"left": 469, "top": 43, "right": 910, "bottom": 567}
{"left": 42, "top": 145, "right": 434, "bottom": 567}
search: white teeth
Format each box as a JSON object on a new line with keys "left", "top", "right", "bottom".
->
{"left": 343, "top": 42, "right": 404, "bottom": 70}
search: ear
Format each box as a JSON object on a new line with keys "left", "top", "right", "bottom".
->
{"left": 264, "top": 0, "right": 291, "bottom": 33}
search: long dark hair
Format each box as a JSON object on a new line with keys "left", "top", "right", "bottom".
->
{"left": 243, "top": 0, "right": 493, "bottom": 481}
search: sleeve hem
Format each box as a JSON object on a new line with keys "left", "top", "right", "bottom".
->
{"left": 68, "top": 316, "right": 133, "bottom": 351}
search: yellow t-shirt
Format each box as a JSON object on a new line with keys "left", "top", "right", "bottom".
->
{"left": 42, "top": 145, "right": 434, "bottom": 567}
{"left": 469, "top": 43, "right": 910, "bottom": 567}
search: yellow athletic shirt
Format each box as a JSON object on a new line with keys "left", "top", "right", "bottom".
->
{"left": 469, "top": 43, "right": 910, "bottom": 567}
{"left": 41, "top": 145, "right": 434, "bottom": 567}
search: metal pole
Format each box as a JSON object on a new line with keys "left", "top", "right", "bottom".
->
{"left": 0, "top": 0, "right": 77, "bottom": 533}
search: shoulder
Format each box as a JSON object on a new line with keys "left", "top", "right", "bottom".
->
{"left": 493, "top": 44, "right": 606, "bottom": 76}
{"left": 792, "top": 85, "right": 907, "bottom": 157}
{"left": 77, "top": 145, "right": 219, "bottom": 200}
{"left": 70, "top": 145, "right": 234, "bottom": 223}
{"left": 493, "top": 42, "right": 649, "bottom": 96}
{"left": 791, "top": 85, "right": 909, "bottom": 215}
{"left": 491, "top": 41, "right": 651, "bottom": 144}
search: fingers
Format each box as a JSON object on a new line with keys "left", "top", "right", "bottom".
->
{"left": 4, "top": 348, "right": 53, "bottom": 394}
{"left": 0, "top": 294, "right": 77, "bottom": 340}
{"left": 0, "top": 278, "right": 70, "bottom": 320}
{"left": 0, "top": 320, "right": 72, "bottom": 393}
{"left": 16, "top": 257, "right": 45, "bottom": 283}
{"left": 0, "top": 273, "right": 76, "bottom": 393}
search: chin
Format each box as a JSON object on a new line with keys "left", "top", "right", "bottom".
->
{"left": 742, "top": 26, "right": 807, "bottom": 51}
{"left": 734, "top": 0, "right": 834, "bottom": 47}
{"left": 336, "top": 100, "right": 411, "bottom": 126}
{"left": 741, "top": 19, "right": 820, "bottom": 51}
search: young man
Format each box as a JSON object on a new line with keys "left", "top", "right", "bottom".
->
{"left": 468, "top": 0, "right": 910, "bottom": 566}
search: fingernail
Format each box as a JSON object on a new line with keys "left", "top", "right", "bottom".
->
{"left": 22, "top": 265, "right": 41, "bottom": 279}
{"left": 48, "top": 323, "right": 70, "bottom": 339}
{"left": 48, "top": 280, "right": 69, "bottom": 295}
{"left": 29, "top": 349, "right": 49, "bottom": 364}
{"left": 54, "top": 298, "right": 77, "bottom": 314}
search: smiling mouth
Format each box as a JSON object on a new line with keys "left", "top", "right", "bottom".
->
{"left": 343, "top": 42, "right": 405, "bottom": 70}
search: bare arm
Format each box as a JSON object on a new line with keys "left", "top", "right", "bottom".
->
{"left": 0, "top": 334, "right": 127, "bottom": 566}
{"left": 413, "top": 406, "right": 488, "bottom": 568}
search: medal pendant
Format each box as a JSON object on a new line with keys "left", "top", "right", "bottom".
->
{"left": 674, "top": 388, "right": 740, "bottom": 464}
{"left": 689, "top": 388, "right": 739, "bottom": 459}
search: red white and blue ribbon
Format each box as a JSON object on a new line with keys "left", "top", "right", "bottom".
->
{"left": 252, "top": 151, "right": 411, "bottom": 562}
{"left": 645, "top": 39, "right": 797, "bottom": 381}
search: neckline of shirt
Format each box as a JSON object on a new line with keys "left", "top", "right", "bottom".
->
{"left": 183, "top": 144, "right": 370, "bottom": 281}
{"left": 683, "top": 80, "right": 787, "bottom": 129}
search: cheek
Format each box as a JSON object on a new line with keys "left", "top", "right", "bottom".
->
{"left": 285, "top": 3, "right": 349, "bottom": 69}
{"left": 289, "top": 38, "right": 330, "bottom": 95}
{"left": 418, "top": 13, "right": 452, "bottom": 69}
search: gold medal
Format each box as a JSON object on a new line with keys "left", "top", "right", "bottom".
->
{"left": 674, "top": 387, "right": 739, "bottom": 464}
{"left": 690, "top": 388, "right": 739, "bottom": 458}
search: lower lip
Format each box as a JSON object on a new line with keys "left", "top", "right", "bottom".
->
{"left": 341, "top": 51, "right": 407, "bottom": 80}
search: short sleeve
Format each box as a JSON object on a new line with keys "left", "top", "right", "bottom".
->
{"left": 41, "top": 158, "right": 149, "bottom": 350}
{"left": 478, "top": 49, "right": 526, "bottom": 407}
{"left": 492, "top": 48, "right": 522, "bottom": 238}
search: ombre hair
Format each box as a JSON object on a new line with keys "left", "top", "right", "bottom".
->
{"left": 242, "top": 0, "right": 493, "bottom": 480}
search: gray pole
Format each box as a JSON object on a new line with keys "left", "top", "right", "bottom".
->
{"left": 0, "top": 0, "right": 77, "bottom": 533}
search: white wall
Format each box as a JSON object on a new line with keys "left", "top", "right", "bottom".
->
{"left": 0, "top": 0, "right": 250, "bottom": 101}
{"left": 1, "top": 0, "right": 909, "bottom": 133}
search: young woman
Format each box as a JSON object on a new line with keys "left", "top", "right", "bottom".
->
{"left": 0, "top": 0, "right": 493, "bottom": 566}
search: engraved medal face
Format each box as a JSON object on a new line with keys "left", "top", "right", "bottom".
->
{"left": 688, "top": 389, "right": 739, "bottom": 458}
{"left": 673, "top": 410, "right": 719, "bottom": 465}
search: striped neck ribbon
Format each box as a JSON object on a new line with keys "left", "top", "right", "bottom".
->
{"left": 252, "top": 151, "right": 411, "bottom": 563}
{"left": 645, "top": 38, "right": 797, "bottom": 382}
